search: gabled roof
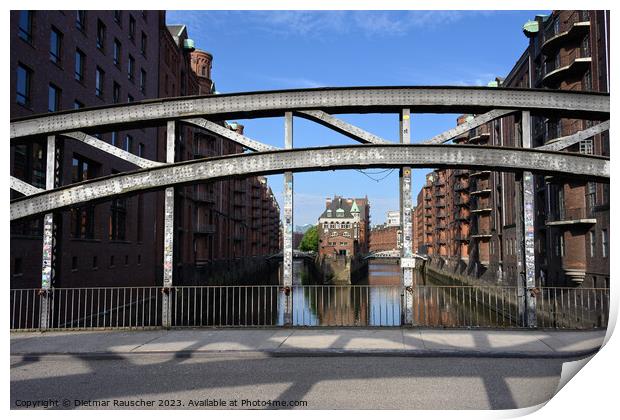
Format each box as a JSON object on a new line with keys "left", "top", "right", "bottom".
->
{"left": 319, "top": 196, "right": 367, "bottom": 220}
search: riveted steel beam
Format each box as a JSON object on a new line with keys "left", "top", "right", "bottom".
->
{"left": 10, "top": 87, "right": 609, "bottom": 138}
{"left": 10, "top": 145, "right": 609, "bottom": 221}
{"left": 182, "top": 118, "right": 278, "bottom": 152}
{"left": 63, "top": 131, "right": 162, "bottom": 168}
{"left": 400, "top": 109, "right": 414, "bottom": 325}
{"left": 10, "top": 176, "right": 44, "bottom": 196}
{"left": 40, "top": 135, "right": 56, "bottom": 330}
{"left": 282, "top": 112, "right": 294, "bottom": 326}
{"left": 521, "top": 111, "right": 537, "bottom": 328}
{"left": 162, "top": 121, "right": 176, "bottom": 329}
{"left": 296, "top": 110, "right": 392, "bottom": 144}
{"left": 537, "top": 120, "right": 610, "bottom": 151}
{"left": 423, "top": 109, "right": 515, "bottom": 144}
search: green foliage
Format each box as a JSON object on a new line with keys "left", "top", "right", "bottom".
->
{"left": 299, "top": 225, "right": 319, "bottom": 252}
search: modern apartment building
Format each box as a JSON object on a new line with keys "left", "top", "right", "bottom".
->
{"left": 10, "top": 10, "right": 281, "bottom": 290}
{"left": 414, "top": 10, "right": 610, "bottom": 289}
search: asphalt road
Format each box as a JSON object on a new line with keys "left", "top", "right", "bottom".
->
{"left": 11, "top": 353, "right": 573, "bottom": 410}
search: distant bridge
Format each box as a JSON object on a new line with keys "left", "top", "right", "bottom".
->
{"left": 365, "top": 250, "right": 428, "bottom": 260}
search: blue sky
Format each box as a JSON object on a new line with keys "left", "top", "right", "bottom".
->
{"left": 166, "top": 10, "right": 548, "bottom": 227}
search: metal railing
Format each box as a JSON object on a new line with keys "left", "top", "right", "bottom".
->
{"left": 10, "top": 285, "right": 610, "bottom": 330}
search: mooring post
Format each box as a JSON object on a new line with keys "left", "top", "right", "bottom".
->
{"left": 40, "top": 135, "right": 56, "bottom": 330}
{"left": 400, "top": 109, "right": 414, "bottom": 325}
{"left": 162, "top": 120, "right": 176, "bottom": 328}
{"left": 282, "top": 112, "right": 294, "bottom": 325}
{"left": 521, "top": 111, "right": 537, "bottom": 328}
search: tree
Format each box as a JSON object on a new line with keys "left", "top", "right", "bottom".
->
{"left": 299, "top": 225, "right": 319, "bottom": 252}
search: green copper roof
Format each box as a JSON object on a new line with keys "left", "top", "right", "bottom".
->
{"left": 522, "top": 20, "right": 539, "bottom": 36}
{"left": 350, "top": 201, "right": 360, "bottom": 213}
{"left": 487, "top": 81, "right": 499, "bottom": 88}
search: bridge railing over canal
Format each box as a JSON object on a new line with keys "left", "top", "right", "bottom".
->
{"left": 10, "top": 285, "right": 609, "bottom": 331}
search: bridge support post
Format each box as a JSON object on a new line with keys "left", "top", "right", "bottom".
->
{"left": 40, "top": 135, "right": 56, "bottom": 330}
{"left": 521, "top": 111, "right": 537, "bottom": 328}
{"left": 400, "top": 109, "right": 414, "bottom": 325}
{"left": 282, "top": 112, "right": 294, "bottom": 325}
{"left": 162, "top": 121, "right": 176, "bottom": 328}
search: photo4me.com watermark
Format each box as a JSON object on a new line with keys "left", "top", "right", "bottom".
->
{"left": 13, "top": 398, "right": 309, "bottom": 409}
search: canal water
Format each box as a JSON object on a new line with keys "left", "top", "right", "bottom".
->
{"left": 164, "top": 261, "right": 517, "bottom": 328}
{"left": 286, "top": 261, "right": 517, "bottom": 327}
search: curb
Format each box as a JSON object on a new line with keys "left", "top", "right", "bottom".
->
{"left": 10, "top": 347, "right": 601, "bottom": 360}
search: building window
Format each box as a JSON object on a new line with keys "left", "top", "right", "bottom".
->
{"left": 124, "top": 135, "right": 133, "bottom": 153}
{"left": 127, "top": 94, "right": 134, "bottom": 103}
{"left": 128, "top": 55, "right": 135, "bottom": 81}
{"left": 140, "top": 32, "right": 147, "bottom": 56}
{"left": 110, "top": 255, "right": 115, "bottom": 267}
{"left": 559, "top": 234, "right": 565, "bottom": 257}
{"left": 50, "top": 27, "right": 63, "bottom": 64}
{"left": 75, "top": 49, "right": 85, "bottom": 81}
{"left": 114, "top": 10, "right": 122, "bottom": 25}
{"left": 111, "top": 132, "right": 118, "bottom": 147}
{"left": 16, "top": 64, "right": 32, "bottom": 106}
{"left": 18, "top": 11, "right": 32, "bottom": 43}
{"left": 583, "top": 69, "right": 592, "bottom": 91}
{"left": 93, "top": 256, "right": 98, "bottom": 269}
{"left": 602, "top": 229, "right": 608, "bottom": 258}
{"left": 112, "top": 82, "right": 120, "bottom": 104}
{"left": 71, "top": 256, "right": 78, "bottom": 271}
{"left": 586, "top": 182, "right": 596, "bottom": 214}
{"left": 48, "top": 84, "right": 61, "bottom": 112}
{"left": 96, "top": 19, "right": 106, "bottom": 50}
{"left": 74, "top": 100, "right": 84, "bottom": 109}
{"left": 113, "top": 39, "right": 121, "bottom": 66}
{"left": 70, "top": 156, "right": 97, "bottom": 239}
{"left": 138, "top": 143, "right": 145, "bottom": 157}
{"left": 76, "top": 11, "right": 86, "bottom": 31}
{"left": 95, "top": 67, "right": 104, "bottom": 98}
{"left": 140, "top": 69, "right": 146, "bottom": 93}
{"left": 109, "top": 198, "right": 127, "bottom": 241}
{"left": 589, "top": 231, "right": 596, "bottom": 257}
{"left": 579, "top": 138, "right": 593, "bottom": 155}
{"left": 129, "top": 15, "right": 136, "bottom": 40}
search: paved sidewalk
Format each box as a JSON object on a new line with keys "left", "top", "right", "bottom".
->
{"left": 10, "top": 328, "right": 606, "bottom": 358}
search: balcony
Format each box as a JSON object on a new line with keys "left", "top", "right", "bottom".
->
{"left": 546, "top": 207, "right": 596, "bottom": 226}
{"left": 435, "top": 201, "right": 446, "bottom": 208}
{"left": 434, "top": 190, "right": 446, "bottom": 197}
{"left": 469, "top": 170, "right": 491, "bottom": 178}
{"left": 542, "top": 47, "right": 592, "bottom": 87}
{"left": 470, "top": 180, "right": 491, "bottom": 196}
{"left": 435, "top": 222, "right": 447, "bottom": 230}
{"left": 424, "top": 194, "right": 432, "bottom": 201}
{"left": 437, "top": 212, "right": 447, "bottom": 219}
{"left": 542, "top": 11, "right": 590, "bottom": 55}
{"left": 424, "top": 204, "right": 432, "bottom": 210}
{"left": 194, "top": 222, "right": 216, "bottom": 235}
{"left": 468, "top": 132, "right": 490, "bottom": 144}
{"left": 433, "top": 180, "right": 446, "bottom": 187}
{"left": 471, "top": 230, "right": 492, "bottom": 239}
{"left": 424, "top": 213, "right": 432, "bottom": 218}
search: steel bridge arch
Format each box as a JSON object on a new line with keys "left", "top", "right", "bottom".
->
{"left": 10, "top": 86, "right": 609, "bottom": 139}
{"left": 10, "top": 143, "right": 609, "bottom": 221}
